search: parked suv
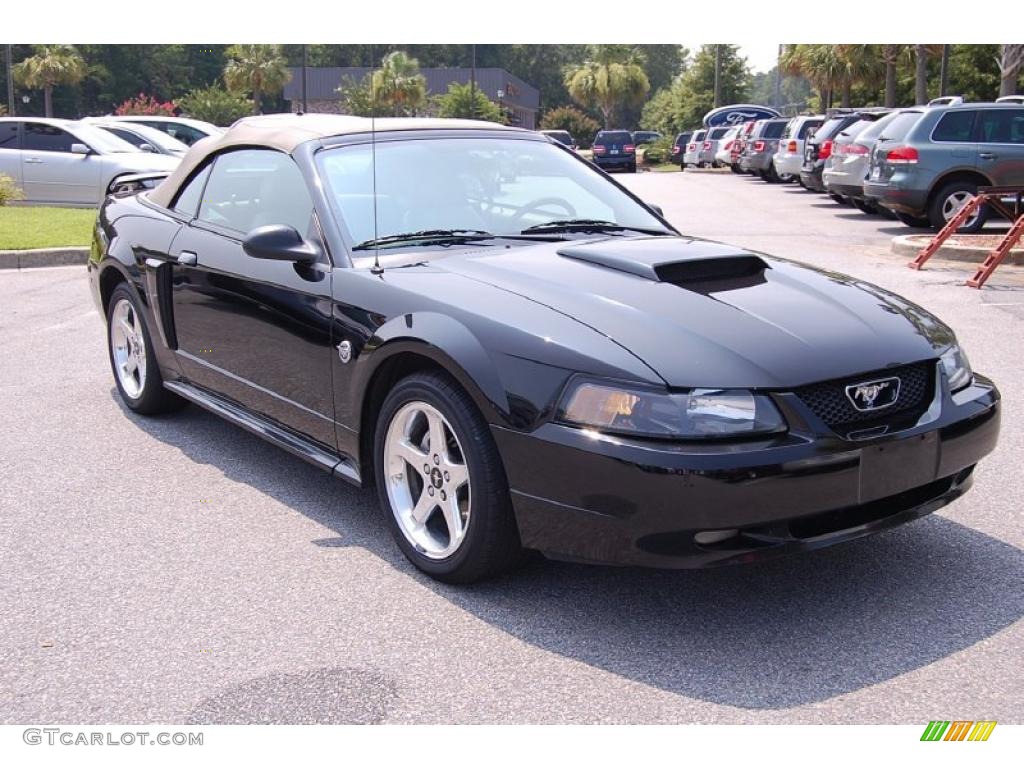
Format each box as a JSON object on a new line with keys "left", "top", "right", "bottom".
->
{"left": 591, "top": 130, "right": 637, "bottom": 172}
{"left": 863, "top": 102, "right": 1024, "bottom": 232}
{"left": 772, "top": 115, "right": 824, "bottom": 180}
{"left": 700, "top": 126, "right": 732, "bottom": 167}
{"left": 800, "top": 112, "right": 863, "bottom": 192}
{"left": 731, "top": 121, "right": 757, "bottom": 172}
{"left": 739, "top": 119, "right": 789, "bottom": 180}
{"left": 0, "top": 117, "right": 179, "bottom": 206}
{"left": 670, "top": 130, "right": 694, "bottom": 165}
{"left": 682, "top": 129, "right": 707, "bottom": 169}
{"left": 822, "top": 110, "right": 900, "bottom": 213}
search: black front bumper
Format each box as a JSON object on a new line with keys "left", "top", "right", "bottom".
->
{"left": 493, "top": 375, "right": 999, "bottom": 569}
{"left": 800, "top": 161, "right": 826, "bottom": 191}
{"left": 593, "top": 154, "right": 635, "bottom": 170}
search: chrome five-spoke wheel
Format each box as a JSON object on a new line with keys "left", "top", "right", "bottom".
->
{"left": 110, "top": 297, "right": 147, "bottom": 399}
{"left": 941, "top": 190, "right": 980, "bottom": 229}
{"left": 384, "top": 401, "right": 471, "bottom": 559}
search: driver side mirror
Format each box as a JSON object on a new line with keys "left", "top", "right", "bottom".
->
{"left": 243, "top": 225, "right": 319, "bottom": 264}
{"left": 70, "top": 143, "right": 91, "bottom": 155}
{"left": 648, "top": 204, "right": 664, "bottom": 218}
{"left": 138, "top": 143, "right": 155, "bottom": 153}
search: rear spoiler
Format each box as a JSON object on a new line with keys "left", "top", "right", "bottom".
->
{"left": 107, "top": 172, "right": 171, "bottom": 198}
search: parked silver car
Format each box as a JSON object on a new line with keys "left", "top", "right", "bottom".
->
{"left": 81, "top": 118, "right": 189, "bottom": 157}
{"left": 699, "top": 126, "right": 732, "bottom": 167}
{"left": 0, "top": 117, "right": 179, "bottom": 206}
{"left": 109, "top": 115, "right": 223, "bottom": 146}
{"left": 822, "top": 111, "right": 899, "bottom": 213}
{"left": 772, "top": 115, "right": 824, "bottom": 179}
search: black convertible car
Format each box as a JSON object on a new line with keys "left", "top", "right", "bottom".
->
{"left": 89, "top": 114, "right": 1000, "bottom": 583}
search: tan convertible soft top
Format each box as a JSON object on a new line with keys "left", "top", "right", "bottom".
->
{"left": 147, "top": 113, "right": 522, "bottom": 208}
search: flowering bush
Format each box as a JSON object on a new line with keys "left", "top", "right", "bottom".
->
{"left": 114, "top": 94, "right": 177, "bottom": 116}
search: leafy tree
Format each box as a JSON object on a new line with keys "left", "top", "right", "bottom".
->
{"left": 539, "top": 106, "right": 600, "bottom": 148}
{"left": 372, "top": 51, "right": 427, "bottom": 117}
{"left": 177, "top": 84, "right": 253, "bottom": 126}
{"left": 565, "top": 45, "right": 650, "bottom": 128}
{"left": 223, "top": 44, "right": 290, "bottom": 114}
{"left": 13, "top": 44, "right": 87, "bottom": 117}
{"left": 644, "top": 45, "right": 750, "bottom": 134}
{"left": 336, "top": 75, "right": 378, "bottom": 117}
{"left": 434, "top": 82, "right": 503, "bottom": 122}
{"left": 836, "top": 45, "right": 881, "bottom": 107}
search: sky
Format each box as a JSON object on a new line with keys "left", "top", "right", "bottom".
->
{"left": 682, "top": 42, "right": 781, "bottom": 74}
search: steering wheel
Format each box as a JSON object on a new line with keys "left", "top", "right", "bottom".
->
{"left": 509, "top": 197, "right": 578, "bottom": 226}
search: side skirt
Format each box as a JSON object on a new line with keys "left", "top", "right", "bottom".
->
{"left": 163, "top": 380, "right": 362, "bottom": 487}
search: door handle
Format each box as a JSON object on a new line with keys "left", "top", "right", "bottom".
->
{"left": 979, "top": 152, "right": 997, "bottom": 160}
{"left": 177, "top": 251, "right": 198, "bottom": 266}
{"left": 24, "top": 157, "right": 43, "bottom": 164}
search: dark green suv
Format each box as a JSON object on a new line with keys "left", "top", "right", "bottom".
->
{"left": 863, "top": 103, "right": 1024, "bottom": 232}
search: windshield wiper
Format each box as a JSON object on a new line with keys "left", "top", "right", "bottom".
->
{"left": 353, "top": 229, "right": 495, "bottom": 251}
{"left": 521, "top": 218, "right": 667, "bottom": 235}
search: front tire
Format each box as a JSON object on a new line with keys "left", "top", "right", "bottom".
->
{"left": 374, "top": 372, "right": 522, "bottom": 583}
{"left": 106, "top": 283, "right": 184, "bottom": 415}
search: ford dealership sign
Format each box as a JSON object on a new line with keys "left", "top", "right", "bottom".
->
{"left": 703, "top": 104, "right": 781, "bottom": 128}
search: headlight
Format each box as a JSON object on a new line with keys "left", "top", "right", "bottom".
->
{"left": 557, "top": 380, "right": 786, "bottom": 439}
{"left": 940, "top": 344, "right": 972, "bottom": 392}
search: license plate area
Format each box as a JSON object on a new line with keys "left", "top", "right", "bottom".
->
{"left": 859, "top": 432, "right": 939, "bottom": 503}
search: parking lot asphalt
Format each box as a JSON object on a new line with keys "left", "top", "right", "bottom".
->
{"left": 1, "top": 170, "right": 1022, "bottom": 725}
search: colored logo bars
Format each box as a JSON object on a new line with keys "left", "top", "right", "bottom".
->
{"left": 920, "top": 721, "right": 997, "bottom": 742}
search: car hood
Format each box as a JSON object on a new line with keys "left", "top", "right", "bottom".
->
{"left": 432, "top": 236, "right": 952, "bottom": 389}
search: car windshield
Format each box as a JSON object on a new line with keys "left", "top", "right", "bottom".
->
{"left": 317, "top": 136, "right": 669, "bottom": 254}
{"left": 68, "top": 123, "right": 141, "bottom": 153}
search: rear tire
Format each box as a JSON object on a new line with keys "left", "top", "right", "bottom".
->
{"left": 106, "top": 283, "right": 185, "bottom": 415}
{"left": 928, "top": 180, "right": 989, "bottom": 234}
{"left": 829, "top": 192, "right": 848, "bottom": 205}
{"left": 374, "top": 372, "right": 523, "bottom": 584}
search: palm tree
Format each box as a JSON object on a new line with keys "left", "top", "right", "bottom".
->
{"left": 914, "top": 45, "right": 930, "bottom": 105}
{"left": 13, "top": 45, "right": 86, "bottom": 117}
{"left": 371, "top": 51, "right": 427, "bottom": 117}
{"left": 564, "top": 45, "right": 650, "bottom": 128}
{"left": 879, "top": 45, "right": 905, "bottom": 108}
{"left": 780, "top": 45, "right": 843, "bottom": 111}
{"left": 836, "top": 45, "right": 880, "bottom": 107}
{"left": 997, "top": 45, "right": 1024, "bottom": 98}
{"left": 223, "top": 44, "right": 291, "bottom": 115}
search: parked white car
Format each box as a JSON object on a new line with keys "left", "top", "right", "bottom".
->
{"left": 682, "top": 128, "right": 707, "bottom": 168}
{"left": 80, "top": 118, "right": 189, "bottom": 157}
{"left": 108, "top": 115, "right": 223, "bottom": 146}
{"left": 0, "top": 117, "right": 179, "bottom": 206}
{"left": 713, "top": 126, "right": 741, "bottom": 167}
{"left": 772, "top": 115, "right": 824, "bottom": 180}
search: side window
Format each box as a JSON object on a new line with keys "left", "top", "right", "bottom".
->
{"left": 932, "top": 110, "right": 977, "bottom": 142}
{"left": 23, "top": 123, "right": 77, "bottom": 153}
{"left": 171, "top": 164, "right": 212, "bottom": 218}
{"left": 977, "top": 109, "right": 1024, "bottom": 144}
{"left": 0, "top": 122, "right": 18, "bottom": 149}
{"left": 198, "top": 149, "right": 313, "bottom": 235}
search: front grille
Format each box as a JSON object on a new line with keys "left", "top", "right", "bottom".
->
{"left": 793, "top": 362, "right": 933, "bottom": 431}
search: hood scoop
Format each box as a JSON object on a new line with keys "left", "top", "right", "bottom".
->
{"left": 558, "top": 236, "right": 769, "bottom": 290}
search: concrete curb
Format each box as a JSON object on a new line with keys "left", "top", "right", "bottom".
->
{"left": 0, "top": 247, "right": 90, "bottom": 270}
{"left": 891, "top": 234, "right": 1024, "bottom": 265}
